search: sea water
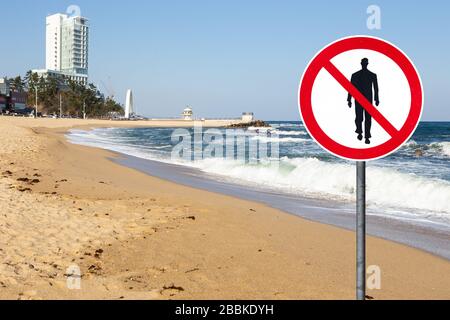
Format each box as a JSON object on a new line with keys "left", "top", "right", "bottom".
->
{"left": 67, "top": 122, "right": 450, "bottom": 228}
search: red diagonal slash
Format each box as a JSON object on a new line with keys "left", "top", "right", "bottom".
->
{"left": 323, "top": 61, "right": 399, "bottom": 138}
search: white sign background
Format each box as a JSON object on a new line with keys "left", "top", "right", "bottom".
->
{"left": 311, "top": 49, "right": 411, "bottom": 149}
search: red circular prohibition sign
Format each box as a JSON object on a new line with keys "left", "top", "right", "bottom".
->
{"left": 299, "top": 36, "right": 423, "bottom": 161}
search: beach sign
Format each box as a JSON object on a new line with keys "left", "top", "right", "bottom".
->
{"left": 298, "top": 35, "right": 423, "bottom": 300}
{"left": 298, "top": 35, "right": 423, "bottom": 161}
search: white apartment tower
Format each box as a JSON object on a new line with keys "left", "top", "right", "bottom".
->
{"left": 45, "top": 14, "right": 63, "bottom": 71}
{"left": 39, "top": 13, "right": 89, "bottom": 85}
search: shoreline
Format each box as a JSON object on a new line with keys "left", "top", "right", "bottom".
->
{"left": 66, "top": 123, "right": 450, "bottom": 260}
{"left": 0, "top": 117, "right": 449, "bottom": 299}
{"left": 113, "top": 153, "right": 450, "bottom": 260}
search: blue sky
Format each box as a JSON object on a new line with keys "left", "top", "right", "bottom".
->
{"left": 1, "top": 0, "right": 449, "bottom": 120}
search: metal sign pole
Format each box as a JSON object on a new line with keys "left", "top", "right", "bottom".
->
{"left": 356, "top": 161, "right": 366, "bottom": 300}
{"left": 60, "top": 93, "right": 62, "bottom": 118}
{"left": 35, "top": 89, "right": 38, "bottom": 118}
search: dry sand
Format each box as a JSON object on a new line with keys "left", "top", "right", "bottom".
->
{"left": 0, "top": 116, "right": 449, "bottom": 300}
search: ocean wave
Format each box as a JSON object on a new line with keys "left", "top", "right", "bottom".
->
{"left": 192, "top": 157, "right": 450, "bottom": 220}
{"left": 402, "top": 139, "right": 417, "bottom": 147}
{"left": 272, "top": 130, "right": 309, "bottom": 137}
{"left": 270, "top": 123, "right": 304, "bottom": 129}
{"left": 400, "top": 140, "right": 450, "bottom": 158}
{"left": 67, "top": 128, "right": 450, "bottom": 223}
{"left": 251, "top": 136, "right": 309, "bottom": 143}
{"left": 430, "top": 142, "right": 450, "bottom": 157}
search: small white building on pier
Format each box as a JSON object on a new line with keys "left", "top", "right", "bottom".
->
{"left": 182, "top": 106, "right": 193, "bottom": 120}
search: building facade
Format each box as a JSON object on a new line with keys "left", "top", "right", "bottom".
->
{"left": 34, "top": 13, "right": 89, "bottom": 85}
{"left": 0, "top": 78, "right": 29, "bottom": 112}
{"left": 31, "top": 69, "right": 86, "bottom": 86}
{"left": 45, "top": 14, "right": 63, "bottom": 71}
{"left": 182, "top": 106, "right": 193, "bottom": 120}
{"left": 0, "top": 77, "right": 9, "bottom": 96}
{"left": 241, "top": 112, "right": 255, "bottom": 122}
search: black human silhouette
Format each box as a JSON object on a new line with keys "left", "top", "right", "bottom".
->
{"left": 347, "top": 58, "right": 379, "bottom": 145}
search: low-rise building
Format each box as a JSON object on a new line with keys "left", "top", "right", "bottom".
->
{"left": 242, "top": 112, "right": 255, "bottom": 122}
{"left": 0, "top": 77, "right": 10, "bottom": 96}
{"left": 11, "top": 91, "right": 28, "bottom": 110}
{"left": 0, "top": 78, "right": 10, "bottom": 112}
{"left": 31, "top": 69, "right": 87, "bottom": 86}
{"left": 182, "top": 106, "right": 193, "bottom": 120}
{"left": 0, "top": 77, "right": 30, "bottom": 113}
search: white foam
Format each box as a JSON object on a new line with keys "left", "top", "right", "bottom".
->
{"left": 251, "top": 136, "right": 309, "bottom": 143}
{"left": 272, "top": 130, "right": 309, "bottom": 136}
{"left": 403, "top": 139, "right": 418, "bottom": 147}
{"left": 67, "top": 129, "right": 450, "bottom": 224}
{"left": 191, "top": 157, "right": 450, "bottom": 223}
{"left": 66, "top": 129, "right": 173, "bottom": 163}
{"left": 433, "top": 142, "right": 450, "bottom": 157}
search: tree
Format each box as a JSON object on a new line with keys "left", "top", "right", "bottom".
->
{"left": 10, "top": 76, "right": 25, "bottom": 92}
{"left": 13, "top": 71, "right": 124, "bottom": 117}
{"left": 24, "top": 71, "right": 39, "bottom": 106}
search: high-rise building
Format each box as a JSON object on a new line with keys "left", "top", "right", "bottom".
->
{"left": 45, "top": 14, "right": 63, "bottom": 71}
{"left": 34, "top": 13, "right": 89, "bottom": 85}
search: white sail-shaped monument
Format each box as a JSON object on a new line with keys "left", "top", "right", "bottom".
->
{"left": 124, "top": 89, "right": 134, "bottom": 119}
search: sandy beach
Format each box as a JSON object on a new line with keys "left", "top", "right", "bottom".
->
{"left": 0, "top": 116, "right": 449, "bottom": 300}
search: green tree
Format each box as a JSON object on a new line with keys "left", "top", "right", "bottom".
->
{"left": 10, "top": 76, "right": 25, "bottom": 92}
{"left": 16, "top": 71, "right": 124, "bottom": 117}
{"left": 24, "top": 71, "right": 39, "bottom": 107}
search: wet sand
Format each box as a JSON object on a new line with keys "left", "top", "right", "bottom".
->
{"left": 0, "top": 117, "right": 449, "bottom": 300}
{"left": 115, "top": 154, "right": 450, "bottom": 260}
